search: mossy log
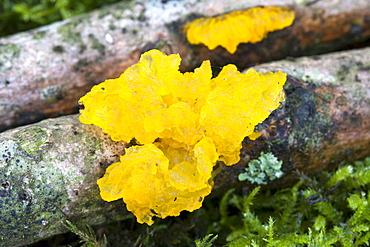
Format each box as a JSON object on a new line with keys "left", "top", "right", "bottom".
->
{"left": 1, "top": 0, "right": 370, "bottom": 132}
{"left": 1, "top": 47, "right": 370, "bottom": 246}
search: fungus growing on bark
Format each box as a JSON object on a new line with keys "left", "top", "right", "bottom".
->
{"left": 184, "top": 6, "right": 295, "bottom": 53}
{"left": 79, "top": 49, "right": 286, "bottom": 225}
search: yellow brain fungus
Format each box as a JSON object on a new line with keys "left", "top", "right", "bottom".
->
{"left": 184, "top": 6, "right": 295, "bottom": 54}
{"left": 79, "top": 49, "right": 287, "bottom": 225}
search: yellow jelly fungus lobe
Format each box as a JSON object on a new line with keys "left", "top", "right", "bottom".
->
{"left": 199, "top": 65, "right": 286, "bottom": 165}
{"left": 97, "top": 137, "right": 218, "bottom": 225}
{"left": 79, "top": 49, "right": 286, "bottom": 225}
{"left": 184, "top": 6, "right": 295, "bottom": 54}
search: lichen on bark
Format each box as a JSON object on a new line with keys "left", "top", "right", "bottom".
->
{"left": 0, "top": 116, "right": 127, "bottom": 246}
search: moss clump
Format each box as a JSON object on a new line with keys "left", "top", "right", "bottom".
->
{"left": 198, "top": 157, "right": 370, "bottom": 246}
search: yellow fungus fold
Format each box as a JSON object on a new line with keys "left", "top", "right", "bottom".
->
{"left": 97, "top": 138, "right": 217, "bottom": 225}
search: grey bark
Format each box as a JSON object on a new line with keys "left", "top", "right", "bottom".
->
{"left": 1, "top": 46, "right": 370, "bottom": 246}
{"left": 1, "top": 0, "right": 370, "bottom": 132}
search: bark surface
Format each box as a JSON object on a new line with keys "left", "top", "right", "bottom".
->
{"left": 1, "top": 0, "right": 370, "bottom": 132}
{"left": 1, "top": 47, "right": 369, "bottom": 246}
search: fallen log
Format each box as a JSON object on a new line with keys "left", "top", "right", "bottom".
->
{"left": 1, "top": 0, "right": 370, "bottom": 132}
{"left": 1, "top": 46, "right": 369, "bottom": 246}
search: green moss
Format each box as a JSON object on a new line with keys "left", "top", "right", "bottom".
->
{"left": 63, "top": 220, "right": 107, "bottom": 247}
{"left": 197, "top": 157, "right": 370, "bottom": 246}
{"left": 195, "top": 234, "right": 218, "bottom": 247}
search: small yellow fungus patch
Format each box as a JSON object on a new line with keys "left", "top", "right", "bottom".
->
{"left": 184, "top": 6, "right": 295, "bottom": 53}
{"left": 248, "top": 132, "right": 262, "bottom": 141}
{"left": 79, "top": 49, "right": 286, "bottom": 225}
